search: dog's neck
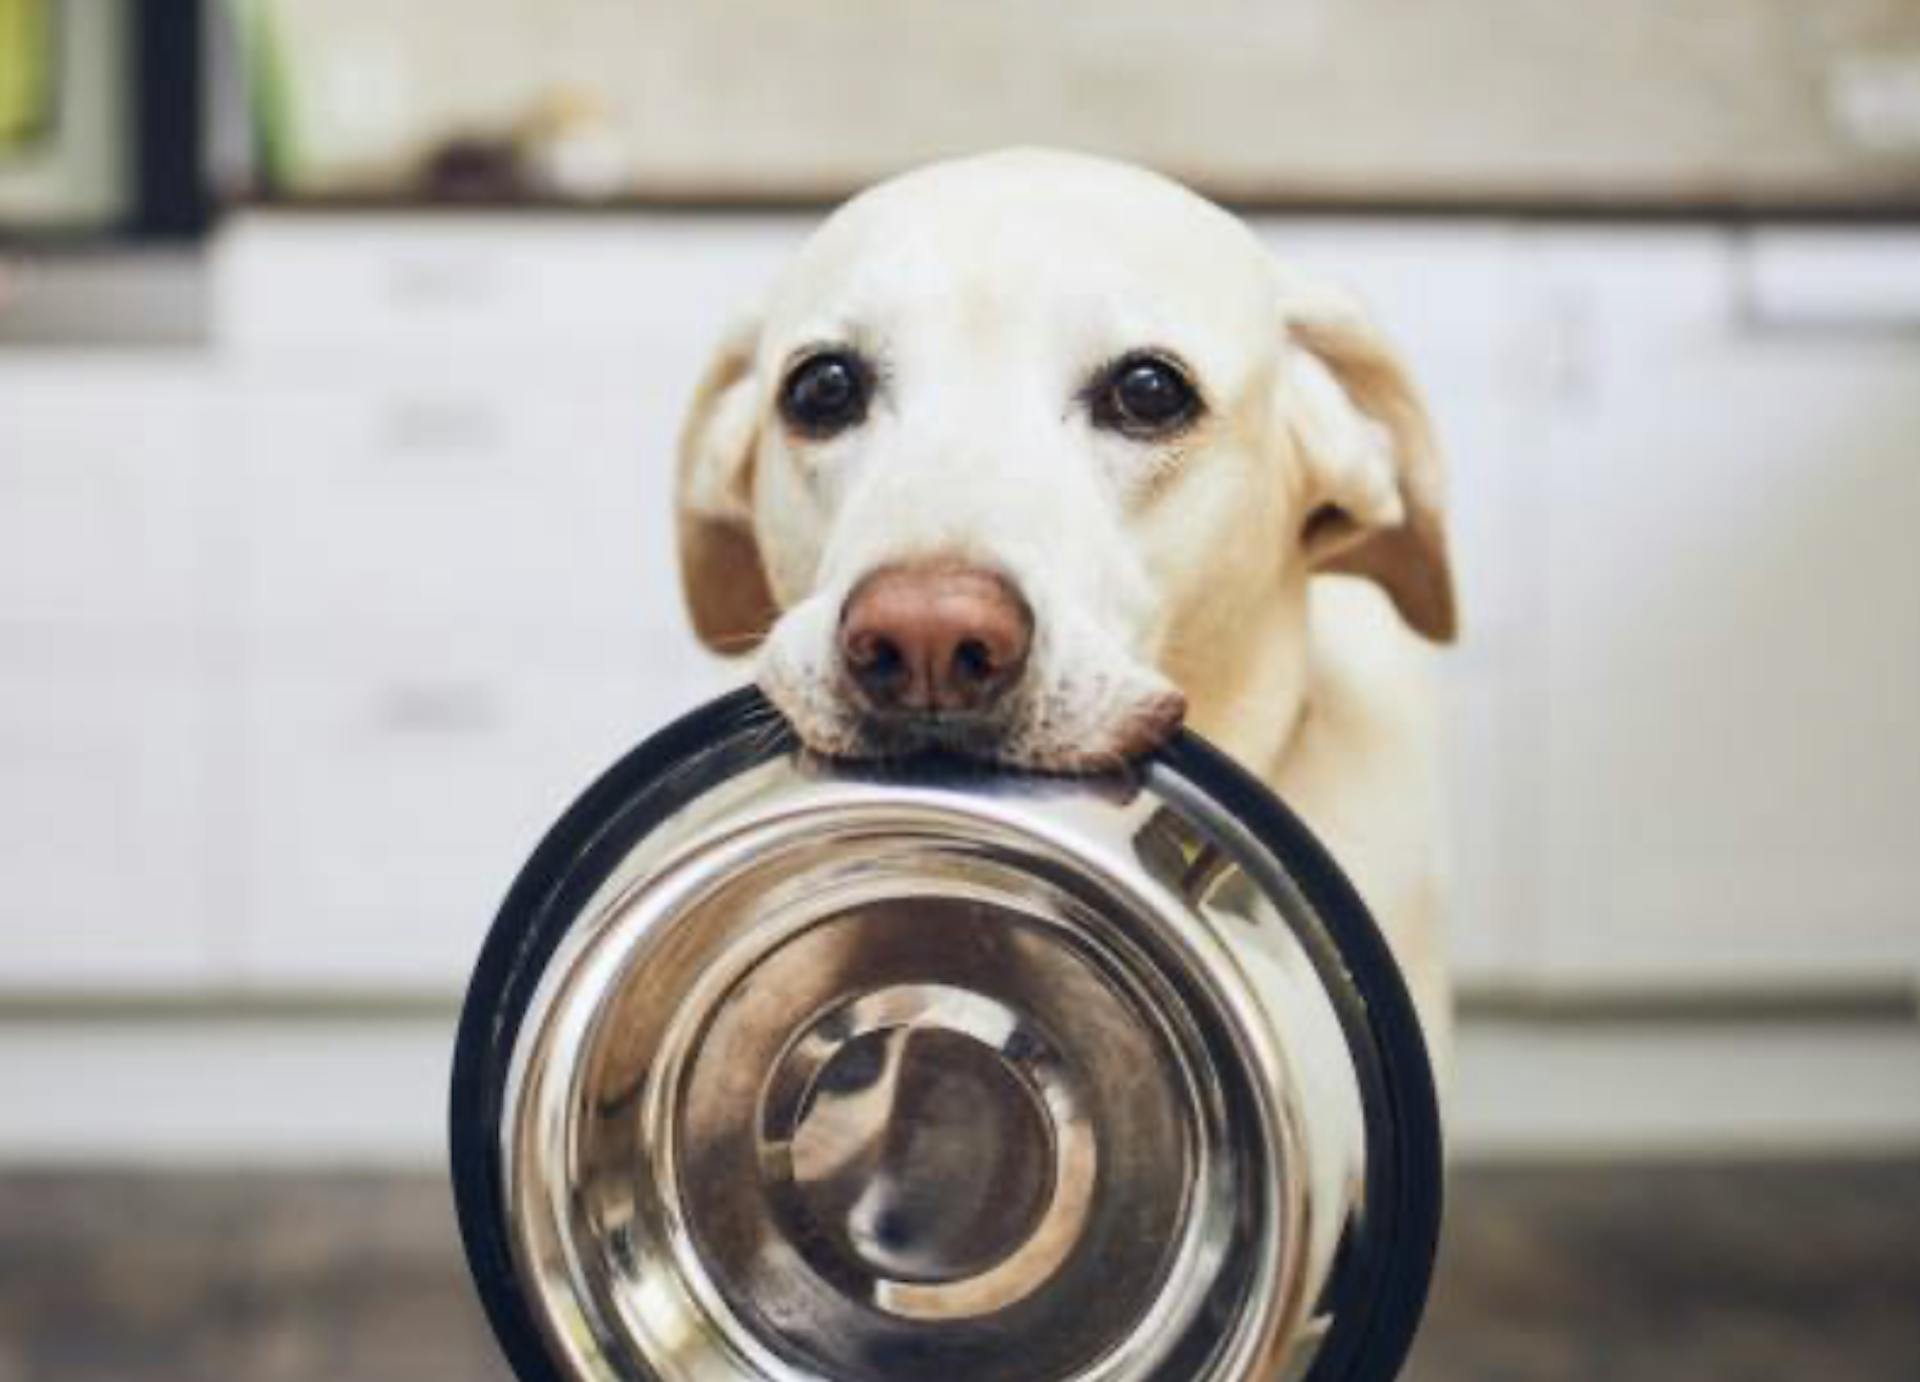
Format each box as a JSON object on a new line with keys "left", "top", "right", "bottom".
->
{"left": 1167, "top": 570, "right": 1314, "bottom": 780}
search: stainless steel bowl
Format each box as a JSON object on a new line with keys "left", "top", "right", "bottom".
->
{"left": 451, "top": 689, "right": 1440, "bottom": 1382}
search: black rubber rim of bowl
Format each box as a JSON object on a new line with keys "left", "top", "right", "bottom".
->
{"left": 449, "top": 686, "right": 1442, "bottom": 1382}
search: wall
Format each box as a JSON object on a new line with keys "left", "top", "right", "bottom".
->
{"left": 249, "top": 0, "right": 1920, "bottom": 206}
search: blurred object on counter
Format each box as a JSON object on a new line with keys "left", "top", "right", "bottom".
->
{"left": 515, "top": 86, "right": 631, "bottom": 200}
{"left": 420, "top": 135, "right": 527, "bottom": 202}
{"left": 416, "top": 86, "right": 633, "bottom": 203}
{"left": 0, "top": 0, "right": 55, "bottom": 152}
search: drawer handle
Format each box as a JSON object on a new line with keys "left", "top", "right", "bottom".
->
{"left": 377, "top": 398, "right": 506, "bottom": 455}
{"left": 372, "top": 682, "right": 503, "bottom": 734}
{"left": 384, "top": 256, "right": 502, "bottom": 308}
{"left": 1737, "top": 232, "right": 1920, "bottom": 336}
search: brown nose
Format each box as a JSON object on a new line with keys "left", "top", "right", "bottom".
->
{"left": 839, "top": 563, "right": 1033, "bottom": 715}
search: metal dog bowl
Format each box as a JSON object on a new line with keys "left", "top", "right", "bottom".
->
{"left": 450, "top": 688, "right": 1440, "bottom": 1382}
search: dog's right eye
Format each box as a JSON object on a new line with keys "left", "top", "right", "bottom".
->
{"left": 779, "top": 351, "right": 871, "bottom": 438}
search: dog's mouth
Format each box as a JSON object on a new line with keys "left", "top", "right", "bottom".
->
{"left": 845, "top": 707, "right": 1024, "bottom": 763}
{"left": 752, "top": 596, "right": 1188, "bottom": 774}
{"left": 810, "top": 681, "right": 1188, "bottom": 775}
{"left": 766, "top": 690, "right": 1186, "bottom": 774}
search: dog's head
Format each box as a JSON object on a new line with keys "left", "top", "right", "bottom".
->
{"left": 676, "top": 149, "right": 1453, "bottom": 771}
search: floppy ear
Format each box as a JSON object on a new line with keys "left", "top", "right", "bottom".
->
{"left": 675, "top": 316, "right": 779, "bottom": 653}
{"left": 1278, "top": 273, "right": 1457, "bottom": 643}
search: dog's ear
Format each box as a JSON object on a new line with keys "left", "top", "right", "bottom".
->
{"left": 1278, "top": 272, "right": 1457, "bottom": 643}
{"left": 676, "top": 316, "right": 779, "bottom": 653}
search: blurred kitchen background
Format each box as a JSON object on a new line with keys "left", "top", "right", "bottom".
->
{"left": 3, "top": 1, "right": 1918, "bottom": 1379}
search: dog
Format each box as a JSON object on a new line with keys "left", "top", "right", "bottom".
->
{"left": 672, "top": 147, "right": 1456, "bottom": 1074}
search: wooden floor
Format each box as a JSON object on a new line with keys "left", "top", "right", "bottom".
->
{"left": 0, "top": 1162, "right": 1915, "bottom": 1381}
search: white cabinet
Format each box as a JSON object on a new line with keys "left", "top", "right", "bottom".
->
{"left": 219, "top": 356, "right": 733, "bottom": 988}
{"left": 0, "top": 649, "right": 219, "bottom": 989}
{"left": 7, "top": 217, "right": 1915, "bottom": 1004}
{"left": 1529, "top": 229, "right": 1920, "bottom": 990}
{"left": 228, "top": 369, "right": 681, "bottom": 640}
{"left": 1263, "top": 222, "right": 1920, "bottom": 996}
{"left": 213, "top": 214, "right": 807, "bottom": 355}
{"left": 211, "top": 217, "right": 765, "bottom": 990}
{"left": 0, "top": 360, "right": 211, "bottom": 631}
{"left": 0, "top": 361, "right": 222, "bottom": 990}
{"left": 233, "top": 650, "right": 709, "bottom": 989}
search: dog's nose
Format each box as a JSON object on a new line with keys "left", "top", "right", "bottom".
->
{"left": 839, "top": 564, "right": 1033, "bottom": 715}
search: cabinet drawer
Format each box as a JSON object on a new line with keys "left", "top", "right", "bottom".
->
{"left": 236, "top": 657, "right": 723, "bottom": 989}
{"left": 232, "top": 377, "right": 685, "bottom": 638}
{"left": 0, "top": 653, "right": 217, "bottom": 990}
{"left": 0, "top": 363, "right": 210, "bottom": 630}
{"left": 1532, "top": 233, "right": 1920, "bottom": 989}
{"left": 214, "top": 215, "right": 807, "bottom": 354}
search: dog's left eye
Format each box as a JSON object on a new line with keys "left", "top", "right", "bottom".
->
{"left": 1091, "top": 354, "right": 1201, "bottom": 438}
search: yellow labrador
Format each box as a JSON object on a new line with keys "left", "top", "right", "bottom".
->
{"left": 674, "top": 148, "right": 1456, "bottom": 1070}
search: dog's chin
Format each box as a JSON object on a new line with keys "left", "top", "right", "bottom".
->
{"left": 759, "top": 675, "right": 1187, "bottom": 775}
{"left": 846, "top": 711, "right": 1020, "bottom": 764}
{"left": 753, "top": 592, "right": 1188, "bottom": 773}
